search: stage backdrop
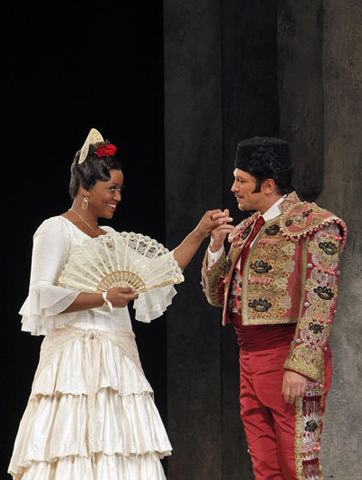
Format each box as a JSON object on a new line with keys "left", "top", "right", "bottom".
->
{"left": 3, "top": 1, "right": 361, "bottom": 479}
{"left": 164, "top": 0, "right": 362, "bottom": 479}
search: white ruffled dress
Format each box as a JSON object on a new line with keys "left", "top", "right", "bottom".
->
{"left": 8, "top": 217, "right": 175, "bottom": 480}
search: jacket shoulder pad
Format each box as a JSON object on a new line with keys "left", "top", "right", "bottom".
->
{"left": 280, "top": 200, "right": 347, "bottom": 250}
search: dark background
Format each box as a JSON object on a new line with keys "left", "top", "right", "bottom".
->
{"left": 3, "top": 0, "right": 167, "bottom": 475}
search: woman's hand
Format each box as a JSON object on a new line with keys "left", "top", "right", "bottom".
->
{"left": 106, "top": 287, "right": 138, "bottom": 308}
{"left": 173, "top": 209, "right": 234, "bottom": 270}
{"left": 61, "top": 287, "right": 138, "bottom": 314}
{"left": 194, "top": 209, "right": 234, "bottom": 240}
{"left": 209, "top": 209, "right": 235, "bottom": 252}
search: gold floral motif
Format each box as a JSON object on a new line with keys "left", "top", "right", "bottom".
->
{"left": 283, "top": 259, "right": 296, "bottom": 274}
{"left": 281, "top": 242, "right": 298, "bottom": 257}
{"left": 245, "top": 285, "right": 291, "bottom": 315}
{"left": 284, "top": 344, "right": 324, "bottom": 381}
{"left": 309, "top": 226, "right": 340, "bottom": 269}
{"left": 241, "top": 231, "right": 298, "bottom": 324}
{"left": 310, "top": 269, "right": 337, "bottom": 288}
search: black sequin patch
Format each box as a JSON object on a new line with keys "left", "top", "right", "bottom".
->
{"left": 248, "top": 298, "right": 272, "bottom": 312}
{"left": 265, "top": 224, "right": 280, "bottom": 236}
{"left": 314, "top": 286, "right": 334, "bottom": 300}
{"left": 309, "top": 322, "right": 325, "bottom": 334}
{"left": 250, "top": 260, "right": 272, "bottom": 273}
{"left": 302, "top": 209, "right": 313, "bottom": 217}
{"left": 319, "top": 241, "right": 337, "bottom": 255}
{"left": 305, "top": 420, "right": 318, "bottom": 432}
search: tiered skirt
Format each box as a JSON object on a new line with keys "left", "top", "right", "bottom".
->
{"left": 8, "top": 327, "right": 172, "bottom": 479}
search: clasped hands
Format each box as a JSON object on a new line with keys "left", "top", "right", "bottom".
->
{"left": 195, "top": 209, "right": 235, "bottom": 250}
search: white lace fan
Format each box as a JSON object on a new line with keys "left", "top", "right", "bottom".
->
{"left": 58, "top": 232, "right": 184, "bottom": 293}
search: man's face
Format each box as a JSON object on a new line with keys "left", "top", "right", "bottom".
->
{"left": 231, "top": 169, "right": 264, "bottom": 212}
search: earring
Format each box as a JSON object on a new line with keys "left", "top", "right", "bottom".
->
{"left": 81, "top": 196, "right": 89, "bottom": 210}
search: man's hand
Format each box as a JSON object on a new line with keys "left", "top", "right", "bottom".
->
{"left": 209, "top": 209, "right": 235, "bottom": 252}
{"left": 281, "top": 371, "right": 308, "bottom": 404}
{"left": 173, "top": 209, "right": 233, "bottom": 270}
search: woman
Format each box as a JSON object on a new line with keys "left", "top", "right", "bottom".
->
{"left": 8, "top": 128, "right": 231, "bottom": 479}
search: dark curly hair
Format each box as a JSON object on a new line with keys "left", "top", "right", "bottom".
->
{"left": 251, "top": 165, "right": 294, "bottom": 196}
{"left": 247, "top": 151, "right": 294, "bottom": 195}
{"left": 234, "top": 137, "right": 294, "bottom": 195}
{"left": 69, "top": 144, "right": 122, "bottom": 199}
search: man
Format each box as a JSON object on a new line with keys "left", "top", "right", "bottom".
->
{"left": 202, "top": 137, "right": 347, "bottom": 479}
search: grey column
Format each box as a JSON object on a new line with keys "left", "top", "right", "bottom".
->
{"left": 221, "top": 2, "right": 279, "bottom": 479}
{"left": 277, "top": 0, "right": 325, "bottom": 200}
{"left": 318, "top": 1, "right": 362, "bottom": 477}
{"left": 278, "top": 0, "right": 362, "bottom": 477}
{"left": 164, "top": 1, "right": 224, "bottom": 478}
{"left": 164, "top": 1, "right": 280, "bottom": 478}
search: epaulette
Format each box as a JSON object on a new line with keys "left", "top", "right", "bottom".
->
{"left": 280, "top": 199, "right": 347, "bottom": 251}
{"left": 228, "top": 212, "right": 259, "bottom": 246}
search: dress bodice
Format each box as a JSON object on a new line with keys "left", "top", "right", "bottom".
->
{"left": 20, "top": 216, "right": 177, "bottom": 336}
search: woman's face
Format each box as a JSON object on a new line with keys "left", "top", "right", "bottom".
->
{"left": 86, "top": 169, "right": 124, "bottom": 219}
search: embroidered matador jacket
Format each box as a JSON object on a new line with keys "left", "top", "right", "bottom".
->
{"left": 202, "top": 192, "right": 347, "bottom": 382}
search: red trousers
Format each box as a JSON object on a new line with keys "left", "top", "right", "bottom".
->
{"left": 234, "top": 322, "right": 332, "bottom": 480}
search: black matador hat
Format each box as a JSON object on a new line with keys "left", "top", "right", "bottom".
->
{"left": 234, "top": 137, "right": 291, "bottom": 175}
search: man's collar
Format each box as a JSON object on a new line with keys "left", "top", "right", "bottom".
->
{"left": 261, "top": 195, "right": 286, "bottom": 222}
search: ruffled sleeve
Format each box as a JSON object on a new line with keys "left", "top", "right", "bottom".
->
{"left": 133, "top": 285, "right": 177, "bottom": 323}
{"left": 132, "top": 249, "right": 181, "bottom": 322}
{"left": 20, "top": 217, "right": 81, "bottom": 336}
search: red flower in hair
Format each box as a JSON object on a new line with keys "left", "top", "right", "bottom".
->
{"left": 96, "top": 143, "right": 117, "bottom": 158}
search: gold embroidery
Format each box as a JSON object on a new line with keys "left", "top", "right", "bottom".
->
{"left": 295, "top": 397, "right": 305, "bottom": 479}
{"left": 201, "top": 191, "right": 345, "bottom": 334}
{"left": 228, "top": 212, "right": 259, "bottom": 244}
{"left": 202, "top": 250, "right": 227, "bottom": 307}
{"left": 294, "top": 380, "right": 325, "bottom": 479}
{"left": 284, "top": 343, "right": 324, "bottom": 381}
{"left": 241, "top": 226, "right": 299, "bottom": 325}
{"left": 284, "top": 221, "right": 343, "bottom": 379}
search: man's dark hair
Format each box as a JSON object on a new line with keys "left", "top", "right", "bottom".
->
{"left": 234, "top": 137, "right": 294, "bottom": 195}
{"left": 250, "top": 165, "right": 294, "bottom": 195}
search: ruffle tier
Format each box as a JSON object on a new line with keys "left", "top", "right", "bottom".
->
{"left": 133, "top": 286, "right": 177, "bottom": 323}
{"left": 11, "top": 452, "right": 167, "bottom": 480}
{"left": 9, "top": 328, "right": 171, "bottom": 479}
